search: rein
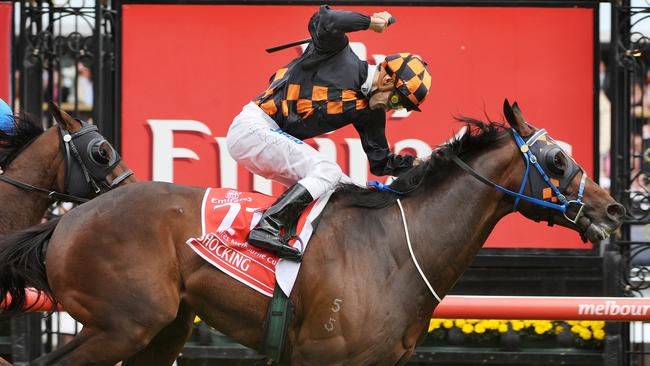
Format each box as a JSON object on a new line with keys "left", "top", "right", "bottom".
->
{"left": 396, "top": 198, "right": 442, "bottom": 303}
{"left": 0, "top": 175, "right": 89, "bottom": 204}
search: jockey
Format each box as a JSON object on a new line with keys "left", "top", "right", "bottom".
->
{"left": 226, "top": 5, "right": 431, "bottom": 261}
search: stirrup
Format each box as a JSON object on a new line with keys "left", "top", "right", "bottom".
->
{"left": 276, "top": 245, "right": 302, "bottom": 262}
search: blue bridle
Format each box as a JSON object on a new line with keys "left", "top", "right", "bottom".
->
{"left": 369, "top": 128, "right": 588, "bottom": 224}
{"left": 491, "top": 128, "right": 586, "bottom": 223}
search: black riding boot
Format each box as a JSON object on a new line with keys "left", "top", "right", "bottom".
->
{"left": 247, "top": 183, "right": 313, "bottom": 261}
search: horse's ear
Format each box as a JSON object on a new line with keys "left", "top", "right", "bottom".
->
{"left": 48, "top": 102, "right": 79, "bottom": 131}
{"left": 503, "top": 99, "right": 533, "bottom": 136}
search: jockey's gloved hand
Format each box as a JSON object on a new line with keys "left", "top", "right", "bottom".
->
{"left": 370, "top": 11, "right": 392, "bottom": 32}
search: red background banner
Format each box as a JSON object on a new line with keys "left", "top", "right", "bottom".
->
{"left": 121, "top": 4, "right": 595, "bottom": 249}
{"left": 0, "top": 2, "right": 11, "bottom": 102}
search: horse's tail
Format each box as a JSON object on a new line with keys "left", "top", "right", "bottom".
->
{"left": 0, "top": 217, "right": 60, "bottom": 318}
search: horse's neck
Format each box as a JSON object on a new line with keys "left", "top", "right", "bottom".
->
{"left": 388, "top": 143, "right": 519, "bottom": 310}
{"left": 0, "top": 131, "right": 62, "bottom": 234}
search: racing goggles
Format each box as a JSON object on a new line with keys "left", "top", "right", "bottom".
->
{"left": 388, "top": 90, "right": 406, "bottom": 110}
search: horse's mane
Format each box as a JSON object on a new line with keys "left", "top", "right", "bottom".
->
{"left": 0, "top": 113, "right": 45, "bottom": 170}
{"left": 334, "top": 117, "right": 509, "bottom": 209}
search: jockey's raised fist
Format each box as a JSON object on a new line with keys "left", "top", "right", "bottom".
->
{"left": 370, "top": 11, "right": 392, "bottom": 33}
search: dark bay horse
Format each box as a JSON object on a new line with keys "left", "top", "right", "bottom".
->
{"left": 0, "top": 103, "right": 136, "bottom": 234}
{"left": 0, "top": 100, "right": 623, "bottom": 365}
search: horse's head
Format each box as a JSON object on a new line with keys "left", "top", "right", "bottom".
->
{"left": 502, "top": 99, "right": 624, "bottom": 243}
{"left": 49, "top": 102, "right": 137, "bottom": 199}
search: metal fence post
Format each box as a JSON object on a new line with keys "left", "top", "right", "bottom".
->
{"left": 604, "top": 250, "right": 624, "bottom": 366}
{"left": 10, "top": 315, "right": 41, "bottom": 365}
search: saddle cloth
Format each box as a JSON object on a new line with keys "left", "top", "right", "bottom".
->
{"left": 186, "top": 188, "right": 331, "bottom": 297}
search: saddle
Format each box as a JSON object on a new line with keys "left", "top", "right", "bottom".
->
{"left": 186, "top": 187, "right": 332, "bottom": 361}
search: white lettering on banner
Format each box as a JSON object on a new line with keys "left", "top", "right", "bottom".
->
{"left": 349, "top": 43, "right": 366, "bottom": 61}
{"left": 214, "top": 137, "right": 237, "bottom": 188}
{"left": 313, "top": 138, "right": 337, "bottom": 163}
{"left": 148, "top": 120, "right": 434, "bottom": 191}
{"left": 394, "top": 139, "right": 433, "bottom": 159}
{"left": 344, "top": 138, "right": 368, "bottom": 184}
{"left": 148, "top": 120, "right": 212, "bottom": 182}
{"left": 214, "top": 243, "right": 251, "bottom": 271}
{"left": 370, "top": 54, "right": 385, "bottom": 65}
{"left": 391, "top": 109, "right": 412, "bottom": 119}
{"left": 254, "top": 175, "right": 273, "bottom": 195}
{"left": 578, "top": 301, "right": 650, "bottom": 316}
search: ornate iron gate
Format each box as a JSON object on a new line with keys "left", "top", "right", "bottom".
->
{"left": 14, "top": 0, "right": 118, "bottom": 139}
{"left": 609, "top": 1, "right": 650, "bottom": 365}
{"left": 10, "top": 1, "right": 118, "bottom": 364}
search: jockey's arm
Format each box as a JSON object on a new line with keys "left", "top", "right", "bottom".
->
{"left": 353, "top": 109, "right": 415, "bottom": 177}
{"left": 310, "top": 6, "right": 392, "bottom": 52}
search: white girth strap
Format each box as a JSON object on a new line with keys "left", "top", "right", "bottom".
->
{"left": 396, "top": 199, "right": 442, "bottom": 303}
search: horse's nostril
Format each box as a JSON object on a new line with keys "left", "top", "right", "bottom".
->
{"left": 607, "top": 203, "right": 626, "bottom": 220}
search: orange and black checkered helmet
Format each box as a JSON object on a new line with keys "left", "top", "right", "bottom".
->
{"left": 380, "top": 53, "right": 431, "bottom": 112}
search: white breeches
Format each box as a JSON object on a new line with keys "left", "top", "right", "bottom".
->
{"left": 227, "top": 102, "right": 348, "bottom": 199}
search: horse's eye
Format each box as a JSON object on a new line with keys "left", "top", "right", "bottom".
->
{"left": 547, "top": 150, "right": 567, "bottom": 175}
{"left": 91, "top": 143, "right": 111, "bottom": 165}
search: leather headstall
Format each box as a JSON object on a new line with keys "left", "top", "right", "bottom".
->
{"left": 59, "top": 119, "right": 133, "bottom": 199}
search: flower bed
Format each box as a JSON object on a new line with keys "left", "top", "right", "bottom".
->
{"left": 424, "top": 319, "right": 605, "bottom": 350}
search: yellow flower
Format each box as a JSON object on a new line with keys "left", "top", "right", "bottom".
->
{"left": 194, "top": 316, "right": 202, "bottom": 324}
{"left": 428, "top": 319, "right": 441, "bottom": 333}
{"left": 534, "top": 326, "right": 548, "bottom": 335}
{"left": 426, "top": 318, "right": 606, "bottom": 342}
{"left": 590, "top": 321, "right": 605, "bottom": 330}
{"left": 485, "top": 320, "right": 500, "bottom": 330}
{"left": 594, "top": 329, "right": 605, "bottom": 340}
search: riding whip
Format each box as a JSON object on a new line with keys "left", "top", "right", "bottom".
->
{"left": 265, "top": 16, "right": 396, "bottom": 53}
